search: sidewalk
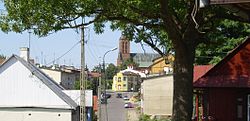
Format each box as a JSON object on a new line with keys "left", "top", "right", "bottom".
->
{"left": 127, "top": 108, "right": 140, "bottom": 121}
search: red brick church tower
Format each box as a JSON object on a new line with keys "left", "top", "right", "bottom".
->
{"left": 117, "top": 35, "right": 130, "bottom": 66}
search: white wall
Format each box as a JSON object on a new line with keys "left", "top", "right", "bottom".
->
{"left": 0, "top": 108, "right": 72, "bottom": 121}
{"left": 41, "top": 68, "right": 62, "bottom": 84}
{"left": 41, "top": 69, "right": 78, "bottom": 90}
{"left": 63, "top": 90, "right": 93, "bottom": 107}
{"left": 0, "top": 58, "right": 71, "bottom": 109}
{"left": 142, "top": 75, "right": 173, "bottom": 116}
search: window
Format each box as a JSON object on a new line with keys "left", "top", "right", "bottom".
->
{"left": 118, "top": 77, "right": 121, "bottom": 82}
{"left": 123, "top": 84, "right": 126, "bottom": 87}
{"left": 123, "top": 77, "right": 127, "bottom": 81}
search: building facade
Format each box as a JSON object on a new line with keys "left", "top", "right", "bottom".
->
{"left": 40, "top": 66, "right": 80, "bottom": 90}
{"left": 112, "top": 68, "right": 144, "bottom": 92}
{"left": 116, "top": 35, "right": 160, "bottom": 72}
{"left": 193, "top": 37, "right": 250, "bottom": 121}
{"left": 149, "top": 55, "right": 174, "bottom": 74}
{"left": 0, "top": 55, "right": 79, "bottom": 121}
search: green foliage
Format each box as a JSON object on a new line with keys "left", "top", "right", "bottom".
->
{"left": 105, "top": 79, "right": 113, "bottom": 89}
{"left": 195, "top": 20, "right": 250, "bottom": 65}
{"left": 1, "top": 0, "right": 250, "bottom": 120}
{"left": 74, "top": 80, "right": 93, "bottom": 90}
{"left": 139, "top": 114, "right": 171, "bottom": 121}
{"left": 92, "top": 65, "right": 102, "bottom": 72}
{"left": 0, "top": 54, "right": 6, "bottom": 59}
{"left": 119, "top": 58, "right": 139, "bottom": 71}
{"left": 105, "top": 63, "right": 118, "bottom": 80}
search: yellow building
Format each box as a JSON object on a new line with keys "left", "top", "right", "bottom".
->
{"left": 112, "top": 72, "right": 127, "bottom": 92}
{"left": 112, "top": 68, "right": 145, "bottom": 92}
{"left": 149, "top": 55, "right": 174, "bottom": 74}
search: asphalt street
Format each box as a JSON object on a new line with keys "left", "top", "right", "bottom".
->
{"left": 101, "top": 92, "right": 127, "bottom": 121}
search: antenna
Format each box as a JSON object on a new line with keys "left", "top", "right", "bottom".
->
{"left": 53, "top": 53, "right": 55, "bottom": 65}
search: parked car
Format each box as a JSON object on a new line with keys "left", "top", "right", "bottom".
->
{"left": 116, "top": 93, "right": 122, "bottom": 98}
{"left": 106, "top": 93, "right": 111, "bottom": 98}
{"left": 101, "top": 93, "right": 111, "bottom": 99}
{"left": 124, "top": 102, "right": 133, "bottom": 108}
{"left": 123, "top": 95, "right": 129, "bottom": 101}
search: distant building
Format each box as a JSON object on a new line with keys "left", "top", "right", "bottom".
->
{"left": 112, "top": 67, "right": 145, "bottom": 92}
{"left": 149, "top": 55, "right": 174, "bottom": 74}
{"left": 117, "top": 35, "right": 160, "bottom": 72}
{"left": 39, "top": 65, "right": 80, "bottom": 90}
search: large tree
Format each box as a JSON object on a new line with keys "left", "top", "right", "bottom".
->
{"left": 1, "top": 0, "right": 250, "bottom": 120}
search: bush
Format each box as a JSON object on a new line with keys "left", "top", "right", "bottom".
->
{"left": 139, "top": 114, "right": 171, "bottom": 121}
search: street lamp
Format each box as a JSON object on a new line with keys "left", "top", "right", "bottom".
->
{"left": 102, "top": 47, "right": 117, "bottom": 103}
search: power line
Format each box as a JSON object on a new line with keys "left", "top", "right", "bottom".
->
{"left": 86, "top": 44, "right": 99, "bottom": 63}
{"left": 46, "top": 41, "right": 80, "bottom": 65}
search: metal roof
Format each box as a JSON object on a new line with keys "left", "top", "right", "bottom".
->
{"left": 130, "top": 53, "right": 160, "bottom": 67}
{"left": 1, "top": 55, "right": 78, "bottom": 109}
{"left": 120, "top": 68, "right": 146, "bottom": 77}
{"left": 193, "top": 65, "right": 213, "bottom": 82}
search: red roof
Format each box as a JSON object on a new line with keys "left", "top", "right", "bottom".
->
{"left": 194, "top": 37, "right": 250, "bottom": 88}
{"left": 88, "top": 72, "right": 101, "bottom": 78}
{"left": 193, "top": 65, "right": 213, "bottom": 82}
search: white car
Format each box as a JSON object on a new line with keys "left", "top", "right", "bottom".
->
{"left": 123, "top": 95, "right": 129, "bottom": 100}
{"left": 124, "top": 102, "right": 133, "bottom": 108}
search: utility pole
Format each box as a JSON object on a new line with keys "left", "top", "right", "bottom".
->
{"left": 80, "top": 26, "right": 86, "bottom": 121}
{"left": 97, "top": 72, "right": 102, "bottom": 121}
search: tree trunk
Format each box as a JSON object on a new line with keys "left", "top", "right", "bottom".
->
{"left": 172, "top": 40, "right": 195, "bottom": 121}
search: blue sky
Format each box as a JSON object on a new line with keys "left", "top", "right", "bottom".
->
{"left": 0, "top": 2, "right": 156, "bottom": 69}
{"left": 0, "top": 25, "right": 156, "bottom": 69}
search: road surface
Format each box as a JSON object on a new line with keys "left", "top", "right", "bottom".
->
{"left": 101, "top": 92, "right": 127, "bottom": 121}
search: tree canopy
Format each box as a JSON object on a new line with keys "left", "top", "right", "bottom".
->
{"left": 105, "top": 63, "right": 117, "bottom": 79}
{"left": 195, "top": 20, "right": 250, "bottom": 64}
{"left": 1, "top": 0, "right": 250, "bottom": 120}
{"left": 118, "top": 58, "right": 139, "bottom": 71}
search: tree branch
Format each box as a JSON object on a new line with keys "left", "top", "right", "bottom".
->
{"left": 213, "top": 11, "right": 249, "bottom": 23}
{"left": 159, "top": 0, "right": 182, "bottom": 41}
{"left": 61, "top": 14, "right": 102, "bottom": 29}
{"left": 104, "top": 15, "right": 165, "bottom": 30}
{"left": 127, "top": 5, "right": 161, "bottom": 20}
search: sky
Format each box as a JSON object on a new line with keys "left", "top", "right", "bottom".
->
{"left": 0, "top": 2, "right": 156, "bottom": 70}
{"left": 0, "top": 25, "right": 156, "bottom": 70}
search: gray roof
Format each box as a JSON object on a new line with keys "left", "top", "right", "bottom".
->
{"left": 4, "top": 55, "right": 78, "bottom": 109}
{"left": 130, "top": 53, "right": 160, "bottom": 67}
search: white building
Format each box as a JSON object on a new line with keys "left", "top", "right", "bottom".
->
{"left": 40, "top": 66, "right": 80, "bottom": 90}
{"left": 0, "top": 54, "right": 90, "bottom": 121}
